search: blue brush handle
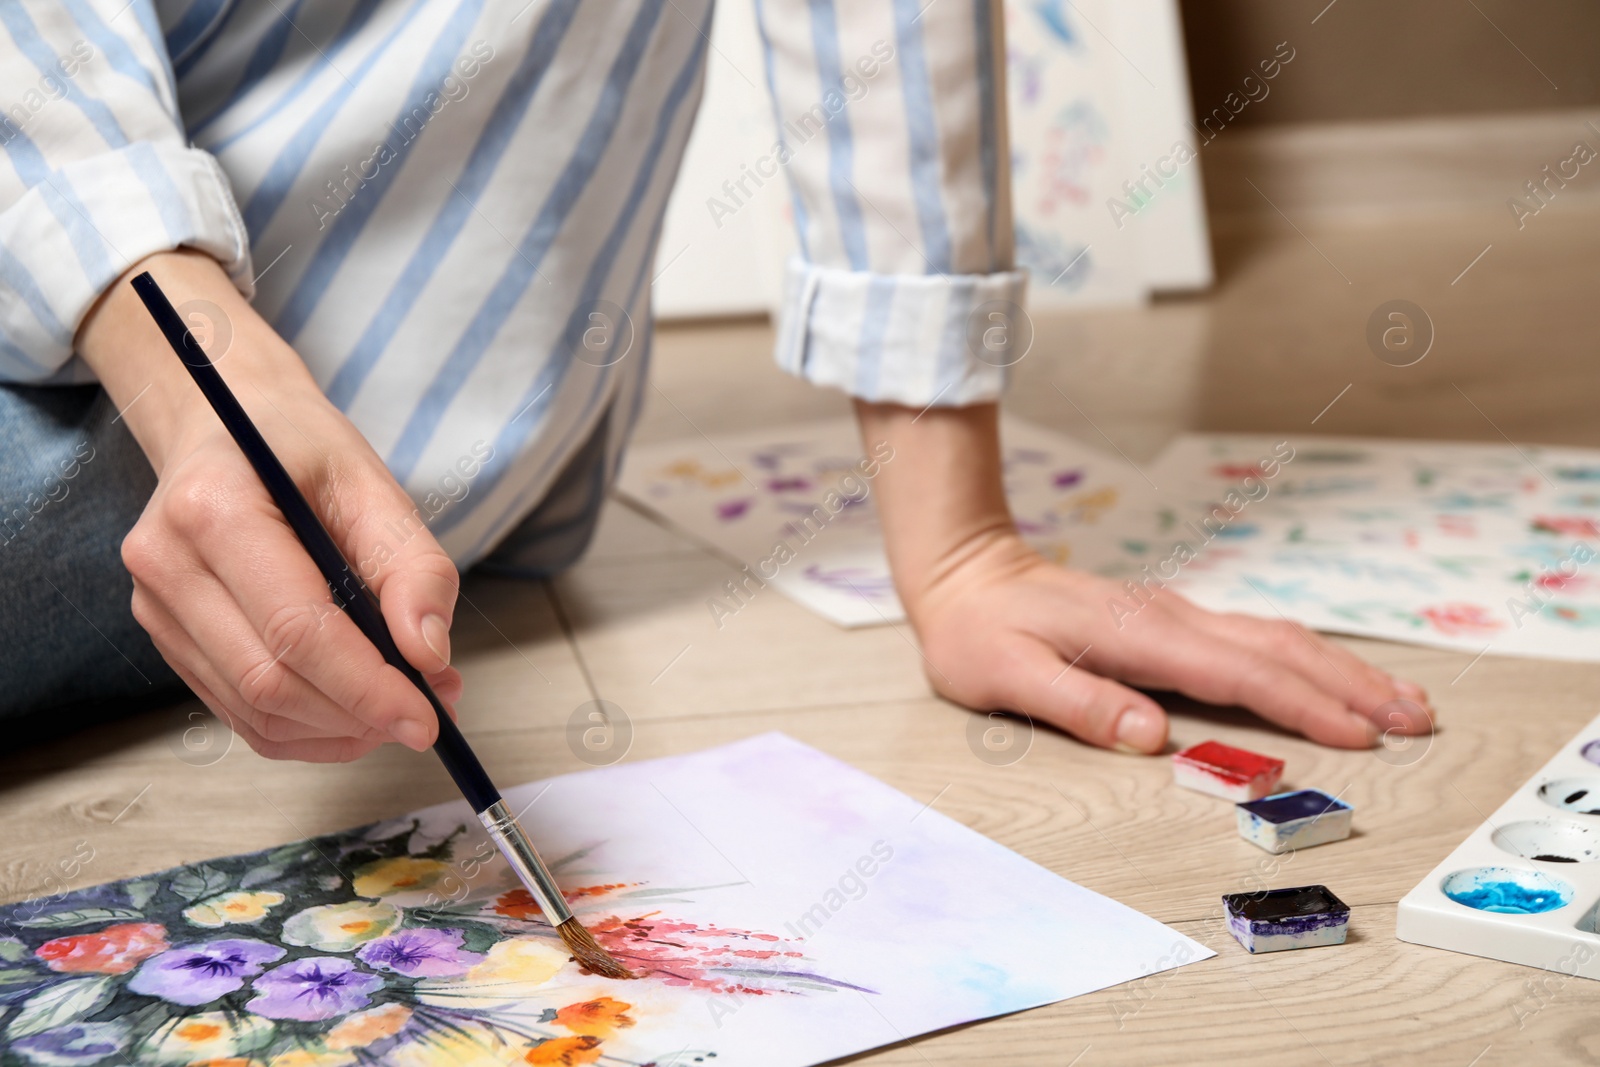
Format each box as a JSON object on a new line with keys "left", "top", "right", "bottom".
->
{"left": 130, "top": 272, "right": 499, "bottom": 813}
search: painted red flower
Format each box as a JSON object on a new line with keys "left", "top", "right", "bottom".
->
{"left": 36, "top": 922, "right": 168, "bottom": 974}
{"left": 1532, "top": 516, "right": 1600, "bottom": 539}
{"left": 1418, "top": 603, "right": 1504, "bottom": 636}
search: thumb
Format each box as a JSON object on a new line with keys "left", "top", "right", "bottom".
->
{"left": 1003, "top": 638, "right": 1168, "bottom": 754}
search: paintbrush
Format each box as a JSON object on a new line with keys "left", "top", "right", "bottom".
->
{"left": 130, "top": 272, "right": 633, "bottom": 981}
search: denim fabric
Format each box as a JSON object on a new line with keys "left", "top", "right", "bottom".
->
{"left": 0, "top": 385, "right": 183, "bottom": 728}
{"left": 0, "top": 383, "right": 614, "bottom": 733}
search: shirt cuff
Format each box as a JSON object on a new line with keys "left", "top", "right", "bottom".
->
{"left": 0, "top": 144, "right": 253, "bottom": 382}
{"left": 772, "top": 257, "right": 1029, "bottom": 408}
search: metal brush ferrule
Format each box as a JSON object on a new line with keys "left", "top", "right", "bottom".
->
{"left": 479, "top": 801, "right": 573, "bottom": 927}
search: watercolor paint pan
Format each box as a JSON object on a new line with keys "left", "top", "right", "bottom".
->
{"left": 1171, "top": 741, "right": 1284, "bottom": 802}
{"left": 1397, "top": 709, "right": 1600, "bottom": 979}
{"left": 1224, "top": 885, "right": 1350, "bottom": 953}
{"left": 1236, "top": 789, "right": 1353, "bottom": 854}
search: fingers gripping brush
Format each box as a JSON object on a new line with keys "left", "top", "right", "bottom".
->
{"left": 130, "top": 272, "right": 635, "bottom": 981}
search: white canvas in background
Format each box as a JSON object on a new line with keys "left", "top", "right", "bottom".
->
{"left": 651, "top": 0, "right": 1211, "bottom": 319}
{"left": 615, "top": 417, "right": 1165, "bottom": 627}
{"left": 1145, "top": 434, "right": 1600, "bottom": 663}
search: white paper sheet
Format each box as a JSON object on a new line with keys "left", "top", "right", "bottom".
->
{"left": 474, "top": 733, "right": 1212, "bottom": 1064}
{"left": 615, "top": 418, "right": 1164, "bottom": 626}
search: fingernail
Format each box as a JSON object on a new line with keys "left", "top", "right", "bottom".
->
{"left": 392, "top": 718, "right": 434, "bottom": 751}
{"left": 422, "top": 614, "right": 451, "bottom": 667}
{"left": 1113, "top": 706, "right": 1164, "bottom": 754}
{"left": 1350, "top": 712, "right": 1382, "bottom": 748}
{"left": 1395, "top": 679, "right": 1432, "bottom": 710}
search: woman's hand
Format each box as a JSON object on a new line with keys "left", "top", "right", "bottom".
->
{"left": 78, "top": 251, "right": 462, "bottom": 762}
{"left": 855, "top": 400, "right": 1435, "bottom": 753}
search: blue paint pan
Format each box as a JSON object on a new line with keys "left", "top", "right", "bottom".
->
{"left": 1236, "top": 789, "right": 1353, "bottom": 854}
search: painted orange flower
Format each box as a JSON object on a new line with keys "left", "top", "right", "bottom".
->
{"left": 325, "top": 1003, "right": 413, "bottom": 1050}
{"left": 491, "top": 884, "right": 639, "bottom": 918}
{"left": 36, "top": 921, "right": 168, "bottom": 974}
{"left": 493, "top": 889, "right": 543, "bottom": 921}
{"left": 554, "top": 998, "right": 635, "bottom": 1039}
{"left": 522, "top": 1036, "right": 601, "bottom": 1065}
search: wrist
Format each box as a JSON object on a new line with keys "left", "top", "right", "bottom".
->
{"left": 853, "top": 399, "right": 1028, "bottom": 619}
{"left": 76, "top": 250, "right": 319, "bottom": 474}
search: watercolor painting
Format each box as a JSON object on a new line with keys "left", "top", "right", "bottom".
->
{"left": 615, "top": 419, "right": 1164, "bottom": 628}
{"left": 1142, "top": 434, "right": 1600, "bottom": 662}
{"left": 0, "top": 735, "right": 1210, "bottom": 1067}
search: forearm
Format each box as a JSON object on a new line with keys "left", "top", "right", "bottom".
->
{"left": 75, "top": 250, "right": 320, "bottom": 473}
{"left": 853, "top": 400, "right": 1027, "bottom": 620}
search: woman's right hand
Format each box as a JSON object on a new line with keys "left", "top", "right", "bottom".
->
{"left": 78, "top": 251, "right": 463, "bottom": 762}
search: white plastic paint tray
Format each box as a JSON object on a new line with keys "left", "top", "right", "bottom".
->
{"left": 1397, "top": 711, "right": 1600, "bottom": 978}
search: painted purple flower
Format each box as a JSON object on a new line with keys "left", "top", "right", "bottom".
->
{"left": 11, "top": 1021, "right": 128, "bottom": 1066}
{"left": 127, "top": 939, "right": 285, "bottom": 1006}
{"left": 356, "top": 927, "right": 483, "bottom": 977}
{"left": 1052, "top": 468, "right": 1084, "bottom": 488}
{"left": 245, "top": 956, "right": 382, "bottom": 1021}
{"left": 715, "top": 498, "right": 752, "bottom": 521}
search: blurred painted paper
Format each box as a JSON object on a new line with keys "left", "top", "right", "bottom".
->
{"left": 1144, "top": 434, "right": 1600, "bottom": 662}
{"left": 0, "top": 735, "right": 1209, "bottom": 1066}
{"left": 615, "top": 418, "right": 1164, "bottom": 626}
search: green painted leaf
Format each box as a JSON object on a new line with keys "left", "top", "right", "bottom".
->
{"left": 124, "top": 880, "right": 159, "bottom": 910}
{"left": 238, "top": 864, "right": 285, "bottom": 889}
{"left": 0, "top": 939, "right": 26, "bottom": 962}
{"left": 8, "top": 976, "right": 114, "bottom": 1038}
{"left": 16, "top": 908, "right": 144, "bottom": 929}
{"left": 0, "top": 969, "right": 46, "bottom": 989}
{"left": 169, "top": 865, "right": 230, "bottom": 902}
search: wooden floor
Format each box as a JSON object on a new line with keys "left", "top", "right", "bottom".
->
{"left": 5, "top": 127, "right": 1600, "bottom": 1065}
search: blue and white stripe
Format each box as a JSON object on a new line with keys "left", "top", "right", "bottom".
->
{"left": 0, "top": 0, "right": 1022, "bottom": 566}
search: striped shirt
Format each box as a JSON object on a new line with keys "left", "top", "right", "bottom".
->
{"left": 0, "top": 0, "right": 1023, "bottom": 566}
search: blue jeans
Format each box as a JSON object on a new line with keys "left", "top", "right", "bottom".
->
{"left": 0, "top": 385, "right": 612, "bottom": 738}
{"left": 0, "top": 385, "right": 183, "bottom": 730}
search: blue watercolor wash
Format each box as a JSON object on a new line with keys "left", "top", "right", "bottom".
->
{"left": 1582, "top": 739, "right": 1600, "bottom": 766}
{"left": 1239, "top": 789, "right": 1349, "bottom": 825}
{"left": 1442, "top": 866, "right": 1573, "bottom": 915}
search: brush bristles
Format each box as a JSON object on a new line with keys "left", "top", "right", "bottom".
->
{"left": 557, "top": 917, "right": 636, "bottom": 980}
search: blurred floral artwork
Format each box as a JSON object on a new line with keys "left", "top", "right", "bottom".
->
{"left": 0, "top": 735, "right": 1207, "bottom": 1066}
{"left": 1143, "top": 434, "right": 1600, "bottom": 661}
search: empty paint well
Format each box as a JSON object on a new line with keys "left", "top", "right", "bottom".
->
{"left": 1489, "top": 819, "right": 1600, "bottom": 863}
{"left": 1236, "top": 789, "right": 1353, "bottom": 854}
{"left": 1440, "top": 866, "right": 1573, "bottom": 914}
{"left": 1537, "top": 778, "right": 1600, "bottom": 816}
{"left": 1172, "top": 741, "right": 1285, "bottom": 802}
{"left": 1222, "top": 885, "right": 1350, "bottom": 953}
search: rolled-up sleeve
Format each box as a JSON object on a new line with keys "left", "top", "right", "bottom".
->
{"left": 755, "top": 0, "right": 1025, "bottom": 407}
{"left": 0, "top": 1, "right": 252, "bottom": 383}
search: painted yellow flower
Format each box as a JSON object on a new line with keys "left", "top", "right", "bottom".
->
{"left": 324, "top": 1004, "right": 413, "bottom": 1051}
{"left": 415, "top": 937, "right": 568, "bottom": 1011}
{"left": 280, "top": 900, "right": 399, "bottom": 951}
{"left": 138, "top": 1011, "right": 274, "bottom": 1064}
{"left": 184, "top": 891, "right": 286, "bottom": 928}
{"left": 351, "top": 857, "right": 450, "bottom": 902}
{"left": 265, "top": 1051, "right": 356, "bottom": 1067}
{"left": 464, "top": 937, "right": 567, "bottom": 987}
{"left": 381, "top": 1021, "right": 530, "bottom": 1067}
